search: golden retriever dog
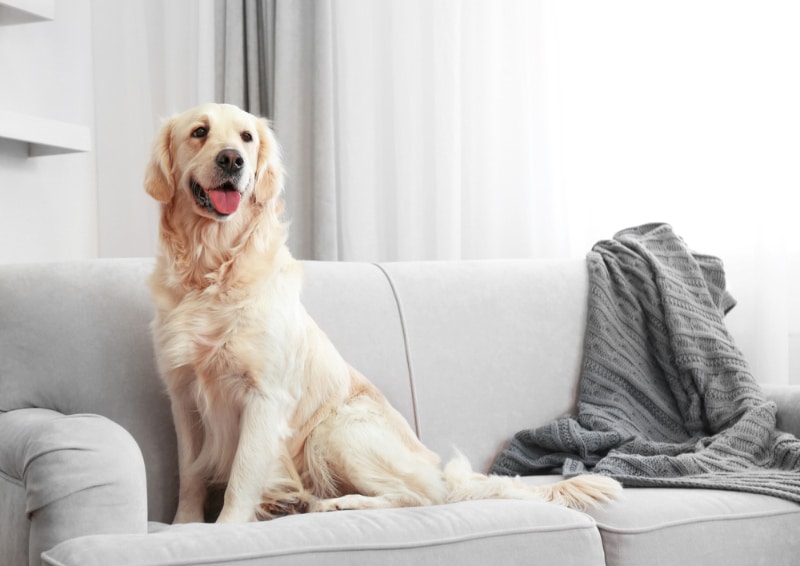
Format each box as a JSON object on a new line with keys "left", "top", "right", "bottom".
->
{"left": 144, "top": 103, "right": 621, "bottom": 523}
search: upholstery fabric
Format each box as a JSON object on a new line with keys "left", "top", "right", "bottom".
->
{"left": 380, "top": 260, "right": 589, "bottom": 472}
{"left": 0, "top": 409, "right": 147, "bottom": 566}
{"left": 586, "top": 487, "right": 800, "bottom": 566}
{"left": 299, "top": 261, "right": 415, "bottom": 429}
{"left": 42, "top": 500, "right": 604, "bottom": 566}
{"left": 0, "top": 467, "right": 27, "bottom": 566}
{"left": 764, "top": 384, "right": 800, "bottom": 439}
{"left": 0, "top": 259, "right": 176, "bottom": 523}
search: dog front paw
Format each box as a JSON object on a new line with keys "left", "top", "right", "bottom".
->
{"left": 258, "top": 497, "right": 309, "bottom": 518}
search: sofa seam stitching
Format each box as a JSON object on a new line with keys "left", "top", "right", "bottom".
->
{"left": 594, "top": 506, "right": 800, "bottom": 535}
{"left": 57, "top": 522, "right": 599, "bottom": 565}
{"left": 372, "top": 262, "right": 422, "bottom": 439}
{"left": 0, "top": 467, "right": 23, "bottom": 488}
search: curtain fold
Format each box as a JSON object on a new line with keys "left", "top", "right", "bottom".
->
{"left": 328, "top": 0, "right": 562, "bottom": 261}
{"left": 215, "top": 0, "right": 274, "bottom": 118}
{"left": 216, "top": 0, "right": 339, "bottom": 260}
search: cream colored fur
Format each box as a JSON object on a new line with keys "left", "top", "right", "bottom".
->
{"left": 144, "top": 103, "right": 622, "bottom": 524}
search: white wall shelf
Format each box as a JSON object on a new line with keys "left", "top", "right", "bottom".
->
{"left": 0, "top": 2, "right": 89, "bottom": 157}
{"left": 0, "top": 110, "right": 91, "bottom": 156}
{"left": 0, "top": 0, "right": 54, "bottom": 25}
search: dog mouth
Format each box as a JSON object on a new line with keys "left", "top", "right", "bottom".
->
{"left": 190, "top": 179, "right": 242, "bottom": 216}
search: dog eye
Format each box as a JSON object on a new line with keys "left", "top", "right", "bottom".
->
{"left": 191, "top": 127, "right": 208, "bottom": 139}
{"left": 241, "top": 131, "right": 253, "bottom": 143}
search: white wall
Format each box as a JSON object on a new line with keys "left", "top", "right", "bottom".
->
{"left": 0, "top": 0, "right": 97, "bottom": 263}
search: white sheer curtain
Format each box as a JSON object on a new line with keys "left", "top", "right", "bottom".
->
{"left": 92, "top": 0, "right": 215, "bottom": 258}
{"left": 326, "top": 1, "right": 800, "bottom": 261}
{"left": 330, "top": 0, "right": 564, "bottom": 261}
{"left": 544, "top": 1, "right": 800, "bottom": 385}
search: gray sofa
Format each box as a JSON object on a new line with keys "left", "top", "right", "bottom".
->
{"left": 2, "top": 258, "right": 799, "bottom": 566}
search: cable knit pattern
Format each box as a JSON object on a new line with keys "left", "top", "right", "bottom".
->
{"left": 491, "top": 223, "right": 800, "bottom": 501}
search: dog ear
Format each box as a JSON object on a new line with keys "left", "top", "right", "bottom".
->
{"left": 144, "top": 117, "right": 177, "bottom": 203}
{"left": 253, "top": 118, "right": 284, "bottom": 204}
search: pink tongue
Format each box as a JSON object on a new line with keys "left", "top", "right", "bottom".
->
{"left": 209, "top": 190, "right": 241, "bottom": 214}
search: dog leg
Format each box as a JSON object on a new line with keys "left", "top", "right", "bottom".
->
{"left": 170, "top": 390, "right": 207, "bottom": 523}
{"left": 216, "top": 394, "right": 294, "bottom": 523}
{"left": 304, "top": 395, "right": 448, "bottom": 513}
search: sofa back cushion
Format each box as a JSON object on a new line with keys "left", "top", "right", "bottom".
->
{"left": 381, "top": 260, "right": 588, "bottom": 473}
{"left": 0, "top": 258, "right": 177, "bottom": 521}
{"left": 297, "top": 261, "right": 417, "bottom": 425}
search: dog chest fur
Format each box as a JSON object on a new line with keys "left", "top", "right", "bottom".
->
{"left": 151, "top": 261, "right": 312, "bottom": 482}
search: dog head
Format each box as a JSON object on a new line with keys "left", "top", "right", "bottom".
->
{"left": 144, "top": 103, "right": 283, "bottom": 221}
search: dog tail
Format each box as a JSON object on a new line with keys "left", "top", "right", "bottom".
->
{"left": 442, "top": 453, "right": 621, "bottom": 510}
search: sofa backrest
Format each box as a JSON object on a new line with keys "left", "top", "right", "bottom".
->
{"left": 0, "top": 258, "right": 588, "bottom": 522}
{"left": 381, "top": 260, "right": 588, "bottom": 473}
{"left": 0, "top": 259, "right": 176, "bottom": 521}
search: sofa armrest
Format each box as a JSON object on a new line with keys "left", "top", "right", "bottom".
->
{"left": 762, "top": 384, "right": 800, "bottom": 438}
{"left": 0, "top": 409, "right": 148, "bottom": 566}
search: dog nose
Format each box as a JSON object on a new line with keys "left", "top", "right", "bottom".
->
{"left": 216, "top": 149, "right": 244, "bottom": 174}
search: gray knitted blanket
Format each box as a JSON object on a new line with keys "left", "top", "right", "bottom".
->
{"left": 491, "top": 223, "right": 800, "bottom": 501}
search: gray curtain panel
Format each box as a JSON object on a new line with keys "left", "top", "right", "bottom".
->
{"left": 215, "top": 0, "right": 340, "bottom": 260}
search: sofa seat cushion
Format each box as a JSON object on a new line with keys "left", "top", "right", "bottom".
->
{"left": 584, "top": 487, "right": 800, "bottom": 566}
{"left": 43, "top": 499, "right": 605, "bottom": 566}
